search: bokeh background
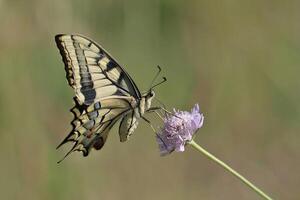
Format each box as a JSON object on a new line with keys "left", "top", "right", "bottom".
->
{"left": 1, "top": 0, "right": 299, "bottom": 199}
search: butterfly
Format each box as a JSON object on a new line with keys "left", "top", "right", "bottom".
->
{"left": 55, "top": 34, "right": 166, "bottom": 162}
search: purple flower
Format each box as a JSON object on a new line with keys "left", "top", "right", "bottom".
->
{"left": 156, "top": 104, "right": 204, "bottom": 156}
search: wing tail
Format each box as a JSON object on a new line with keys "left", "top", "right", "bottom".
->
{"left": 57, "top": 97, "right": 131, "bottom": 162}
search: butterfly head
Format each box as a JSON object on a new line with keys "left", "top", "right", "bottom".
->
{"left": 143, "top": 75, "right": 167, "bottom": 111}
{"left": 144, "top": 89, "right": 155, "bottom": 110}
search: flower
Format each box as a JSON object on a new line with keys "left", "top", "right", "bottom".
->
{"left": 156, "top": 104, "right": 204, "bottom": 156}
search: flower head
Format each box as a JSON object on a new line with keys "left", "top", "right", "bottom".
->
{"left": 156, "top": 104, "right": 204, "bottom": 156}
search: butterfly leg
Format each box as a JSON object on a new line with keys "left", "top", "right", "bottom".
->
{"left": 141, "top": 116, "right": 157, "bottom": 133}
{"left": 154, "top": 97, "right": 168, "bottom": 113}
{"left": 147, "top": 106, "right": 183, "bottom": 121}
{"left": 142, "top": 116, "right": 169, "bottom": 151}
{"left": 147, "top": 106, "right": 176, "bottom": 116}
{"left": 145, "top": 107, "right": 165, "bottom": 122}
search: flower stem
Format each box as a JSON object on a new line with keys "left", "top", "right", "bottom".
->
{"left": 188, "top": 139, "right": 273, "bottom": 200}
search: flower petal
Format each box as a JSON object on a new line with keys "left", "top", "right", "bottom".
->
{"left": 156, "top": 104, "right": 204, "bottom": 155}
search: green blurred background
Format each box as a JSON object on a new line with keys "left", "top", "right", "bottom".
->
{"left": 1, "top": 0, "right": 299, "bottom": 199}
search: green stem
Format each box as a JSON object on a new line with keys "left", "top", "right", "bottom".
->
{"left": 188, "top": 139, "right": 273, "bottom": 200}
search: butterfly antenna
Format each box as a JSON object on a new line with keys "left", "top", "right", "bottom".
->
{"left": 149, "top": 65, "right": 162, "bottom": 89}
{"left": 151, "top": 77, "right": 167, "bottom": 89}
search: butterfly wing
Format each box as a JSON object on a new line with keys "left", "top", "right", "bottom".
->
{"left": 55, "top": 34, "right": 141, "bottom": 105}
{"left": 55, "top": 34, "right": 141, "bottom": 160}
{"left": 119, "top": 110, "right": 140, "bottom": 142}
{"left": 57, "top": 97, "right": 132, "bottom": 162}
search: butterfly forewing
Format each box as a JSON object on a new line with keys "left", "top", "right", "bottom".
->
{"left": 55, "top": 34, "right": 143, "bottom": 161}
{"left": 55, "top": 34, "right": 141, "bottom": 105}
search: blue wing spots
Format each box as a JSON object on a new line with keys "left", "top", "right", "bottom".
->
{"left": 94, "top": 102, "right": 101, "bottom": 110}
{"left": 83, "top": 120, "right": 95, "bottom": 129}
{"left": 88, "top": 110, "right": 98, "bottom": 120}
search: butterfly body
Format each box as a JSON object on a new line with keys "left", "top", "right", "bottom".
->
{"left": 55, "top": 34, "right": 155, "bottom": 160}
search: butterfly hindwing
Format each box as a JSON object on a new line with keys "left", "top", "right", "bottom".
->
{"left": 57, "top": 97, "right": 133, "bottom": 162}
{"left": 119, "top": 110, "right": 140, "bottom": 142}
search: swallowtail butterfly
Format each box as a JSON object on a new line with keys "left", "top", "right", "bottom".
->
{"left": 55, "top": 34, "right": 165, "bottom": 162}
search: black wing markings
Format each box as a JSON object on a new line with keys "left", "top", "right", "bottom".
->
{"left": 57, "top": 98, "right": 133, "bottom": 163}
{"left": 55, "top": 34, "right": 144, "bottom": 161}
{"left": 55, "top": 34, "right": 142, "bottom": 104}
